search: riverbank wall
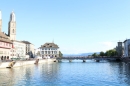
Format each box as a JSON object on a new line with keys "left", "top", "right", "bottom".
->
{"left": 0, "top": 59, "right": 55, "bottom": 68}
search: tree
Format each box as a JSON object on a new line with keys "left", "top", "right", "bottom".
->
{"left": 92, "top": 53, "right": 98, "bottom": 57}
{"left": 105, "top": 49, "right": 117, "bottom": 57}
{"left": 59, "top": 51, "right": 63, "bottom": 58}
{"left": 99, "top": 51, "right": 105, "bottom": 57}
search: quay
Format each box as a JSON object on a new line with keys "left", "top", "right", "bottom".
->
{"left": 0, "top": 59, "right": 56, "bottom": 69}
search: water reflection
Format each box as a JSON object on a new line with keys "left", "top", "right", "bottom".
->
{"left": 40, "top": 62, "right": 60, "bottom": 82}
{"left": 1, "top": 61, "right": 130, "bottom": 86}
{"left": 123, "top": 63, "right": 130, "bottom": 85}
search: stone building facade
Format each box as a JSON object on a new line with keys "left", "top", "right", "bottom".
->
{"left": 116, "top": 42, "right": 124, "bottom": 56}
{"left": 8, "top": 11, "right": 16, "bottom": 40}
{"left": 0, "top": 33, "right": 13, "bottom": 60}
{"left": 123, "top": 39, "right": 130, "bottom": 57}
{"left": 0, "top": 10, "right": 13, "bottom": 60}
{"left": 40, "top": 43, "right": 59, "bottom": 58}
{"left": 21, "top": 41, "right": 34, "bottom": 58}
{"left": 10, "top": 40, "right": 26, "bottom": 58}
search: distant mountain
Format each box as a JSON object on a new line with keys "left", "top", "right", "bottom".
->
{"left": 63, "top": 52, "right": 100, "bottom": 57}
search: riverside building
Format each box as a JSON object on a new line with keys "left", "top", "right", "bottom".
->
{"left": 10, "top": 40, "right": 26, "bottom": 58}
{"left": 0, "top": 10, "right": 35, "bottom": 59}
{"left": 0, "top": 11, "right": 13, "bottom": 60}
{"left": 39, "top": 42, "right": 59, "bottom": 58}
{"left": 123, "top": 39, "right": 130, "bottom": 57}
{"left": 116, "top": 42, "right": 124, "bottom": 56}
{"left": 21, "top": 41, "right": 35, "bottom": 58}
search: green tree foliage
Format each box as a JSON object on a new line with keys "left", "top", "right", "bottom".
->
{"left": 92, "top": 53, "right": 98, "bottom": 57}
{"left": 99, "top": 51, "right": 105, "bottom": 57}
{"left": 59, "top": 51, "right": 63, "bottom": 58}
{"left": 105, "top": 49, "right": 117, "bottom": 56}
{"left": 92, "top": 48, "right": 118, "bottom": 57}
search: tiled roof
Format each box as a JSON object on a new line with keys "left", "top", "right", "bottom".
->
{"left": 0, "top": 32, "right": 12, "bottom": 43}
{"left": 41, "top": 43, "right": 59, "bottom": 48}
{"left": 12, "top": 40, "right": 25, "bottom": 43}
{"left": 21, "top": 41, "right": 31, "bottom": 44}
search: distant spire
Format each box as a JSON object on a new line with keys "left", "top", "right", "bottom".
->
{"left": 10, "top": 10, "right": 15, "bottom": 21}
{"left": 0, "top": 10, "right": 1, "bottom": 20}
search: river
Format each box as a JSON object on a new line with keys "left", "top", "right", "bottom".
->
{"left": 0, "top": 60, "right": 130, "bottom": 86}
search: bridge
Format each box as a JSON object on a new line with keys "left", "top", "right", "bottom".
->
{"left": 56, "top": 57, "right": 121, "bottom": 62}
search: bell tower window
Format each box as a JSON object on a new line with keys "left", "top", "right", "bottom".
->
{"left": 12, "top": 29, "right": 14, "bottom": 33}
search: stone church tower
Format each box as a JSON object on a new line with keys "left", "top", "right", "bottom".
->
{"left": 0, "top": 11, "right": 2, "bottom": 32}
{"left": 8, "top": 11, "right": 16, "bottom": 40}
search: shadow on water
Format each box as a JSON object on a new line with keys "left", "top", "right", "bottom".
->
{"left": 123, "top": 62, "right": 130, "bottom": 85}
{"left": 108, "top": 62, "right": 130, "bottom": 85}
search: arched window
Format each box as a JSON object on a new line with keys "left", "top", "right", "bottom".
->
{"left": 12, "top": 29, "right": 14, "bottom": 33}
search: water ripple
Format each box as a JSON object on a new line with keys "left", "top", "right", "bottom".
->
{"left": 0, "top": 61, "right": 129, "bottom": 86}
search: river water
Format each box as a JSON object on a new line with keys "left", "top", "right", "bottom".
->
{"left": 0, "top": 60, "right": 130, "bottom": 86}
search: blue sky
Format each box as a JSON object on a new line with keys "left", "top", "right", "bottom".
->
{"left": 0, "top": 0, "right": 130, "bottom": 54}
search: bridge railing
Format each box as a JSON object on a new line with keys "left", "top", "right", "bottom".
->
{"left": 57, "top": 56, "right": 121, "bottom": 59}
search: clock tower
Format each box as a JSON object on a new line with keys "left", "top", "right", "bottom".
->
{"left": 8, "top": 11, "right": 16, "bottom": 40}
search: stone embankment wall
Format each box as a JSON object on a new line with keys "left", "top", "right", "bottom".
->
{"left": 0, "top": 59, "right": 55, "bottom": 68}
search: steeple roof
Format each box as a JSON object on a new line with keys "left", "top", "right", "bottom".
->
{"left": 10, "top": 11, "right": 15, "bottom": 21}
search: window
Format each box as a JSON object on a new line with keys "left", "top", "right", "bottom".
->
{"left": 12, "top": 29, "right": 14, "bottom": 33}
{"left": 0, "top": 51, "right": 3, "bottom": 54}
{"left": 55, "top": 51, "right": 57, "bottom": 54}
